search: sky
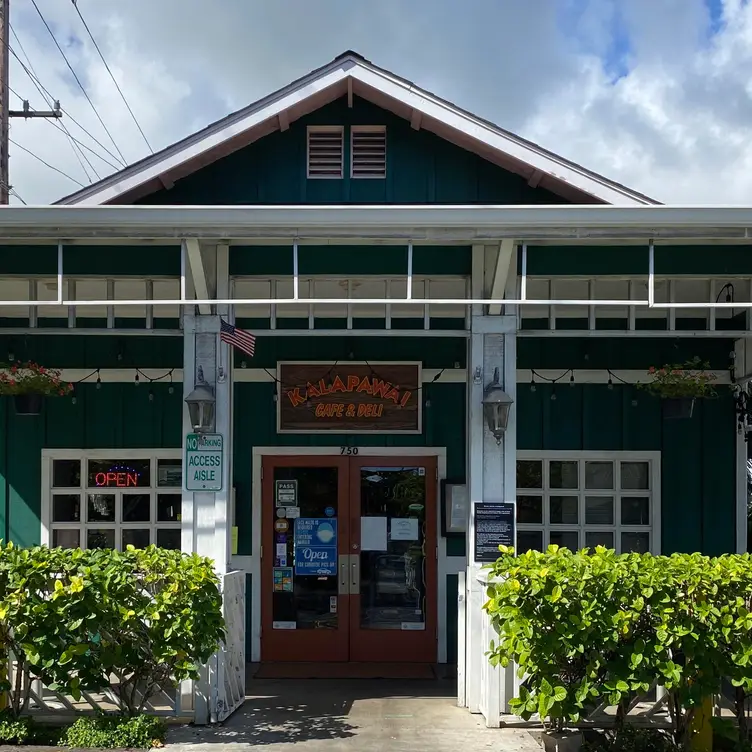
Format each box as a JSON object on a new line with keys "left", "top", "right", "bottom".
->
{"left": 6, "top": 0, "right": 752, "bottom": 205}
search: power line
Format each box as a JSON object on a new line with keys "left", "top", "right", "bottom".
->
{"left": 9, "top": 136, "right": 85, "bottom": 188}
{"left": 7, "top": 80, "right": 112, "bottom": 177}
{"left": 9, "top": 23, "right": 97, "bottom": 181}
{"left": 71, "top": 0, "right": 153, "bottom": 154}
{"left": 29, "top": 0, "right": 127, "bottom": 165}
{"left": 7, "top": 42, "right": 124, "bottom": 168}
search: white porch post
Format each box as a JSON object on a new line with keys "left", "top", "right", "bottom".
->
{"left": 462, "top": 243, "right": 518, "bottom": 727}
{"left": 181, "top": 242, "right": 232, "bottom": 724}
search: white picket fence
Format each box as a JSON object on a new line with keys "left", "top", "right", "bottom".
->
{"left": 12, "top": 569, "right": 246, "bottom": 724}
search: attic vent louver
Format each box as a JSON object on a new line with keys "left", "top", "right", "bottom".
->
{"left": 351, "top": 126, "right": 386, "bottom": 179}
{"left": 307, "top": 126, "right": 344, "bottom": 178}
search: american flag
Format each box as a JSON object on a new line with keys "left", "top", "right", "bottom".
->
{"left": 220, "top": 319, "right": 256, "bottom": 357}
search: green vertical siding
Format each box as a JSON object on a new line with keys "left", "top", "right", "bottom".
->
{"left": 517, "top": 383, "right": 736, "bottom": 555}
{"left": 0, "top": 383, "right": 182, "bottom": 547}
{"left": 139, "top": 96, "right": 568, "bottom": 206}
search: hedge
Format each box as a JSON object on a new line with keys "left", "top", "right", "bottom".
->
{"left": 484, "top": 546, "right": 752, "bottom": 747}
{"left": 0, "top": 543, "right": 225, "bottom": 718}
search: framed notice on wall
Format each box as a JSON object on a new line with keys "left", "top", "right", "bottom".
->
{"left": 277, "top": 361, "right": 422, "bottom": 434}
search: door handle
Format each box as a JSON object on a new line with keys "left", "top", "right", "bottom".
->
{"left": 350, "top": 554, "right": 360, "bottom": 592}
{"left": 338, "top": 555, "right": 349, "bottom": 595}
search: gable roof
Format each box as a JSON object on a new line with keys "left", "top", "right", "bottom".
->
{"left": 57, "top": 51, "right": 658, "bottom": 206}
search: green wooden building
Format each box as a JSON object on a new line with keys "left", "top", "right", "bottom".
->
{"left": 0, "top": 51, "right": 748, "bottom": 723}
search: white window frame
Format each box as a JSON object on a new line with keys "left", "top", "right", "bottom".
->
{"left": 516, "top": 450, "right": 661, "bottom": 554}
{"left": 41, "top": 448, "right": 183, "bottom": 551}
{"left": 350, "top": 125, "right": 387, "bottom": 179}
{"left": 306, "top": 125, "right": 344, "bottom": 179}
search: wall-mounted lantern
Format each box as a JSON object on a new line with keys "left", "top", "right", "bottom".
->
{"left": 185, "top": 368, "right": 215, "bottom": 433}
{"left": 482, "top": 367, "right": 513, "bottom": 445}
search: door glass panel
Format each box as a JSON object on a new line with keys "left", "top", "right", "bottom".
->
{"left": 272, "top": 467, "right": 339, "bottom": 631}
{"left": 359, "top": 466, "right": 427, "bottom": 631}
{"left": 550, "top": 530, "right": 579, "bottom": 550}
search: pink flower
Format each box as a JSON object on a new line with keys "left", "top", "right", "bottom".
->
{"left": 648, "top": 366, "right": 656, "bottom": 374}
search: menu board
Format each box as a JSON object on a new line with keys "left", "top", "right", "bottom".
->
{"left": 474, "top": 502, "right": 516, "bottom": 563}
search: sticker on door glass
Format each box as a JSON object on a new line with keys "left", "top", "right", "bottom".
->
{"left": 294, "top": 518, "right": 338, "bottom": 576}
{"left": 285, "top": 506, "right": 300, "bottom": 519}
{"left": 273, "top": 621, "right": 296, "bottom": 630}
{"left": 276, "top": 507, "right": 287, "bottom": 518}
{"left": 329, "top": 595, "right": 337, "bottom": 613}
{"left": 275, "top": 479, "right": 298, "bottom": 507}
{"left": 274, "top": 519, "right": 289, "bottom": 533}
{"left": 273, "top": 567, "right": 293, "bottom": 592}
{"left": 324, "top": 506, "right": 335, "bottom": 517}
{"left": 401, "top": 622, "right": 426, "bottom": 631}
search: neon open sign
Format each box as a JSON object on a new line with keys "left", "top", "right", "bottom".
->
{"left": 94, "top": 465, "right": 141, "bottom": 488}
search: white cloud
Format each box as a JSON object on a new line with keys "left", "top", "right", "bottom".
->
{"left": 6, "top": 0, "right": 752, "bottom": 204}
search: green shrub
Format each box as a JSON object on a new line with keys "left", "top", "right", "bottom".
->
{"left": 62, "top": 714, "right": 167, "bottom": 749}
{"left": 484, "top": 545, "right": 752, "bottom": 746}
{"left": 583, "top": 726, "right": 679, "bottom": 752}
{"left": 0, "top": 543, "right": 225, "bottom": 717}
{"left": 0, "top": 714, "right": 34, "bottom": 744}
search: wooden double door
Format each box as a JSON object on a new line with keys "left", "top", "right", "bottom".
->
{"left": 261, "top": 455, "right": 437, "bottom": 663}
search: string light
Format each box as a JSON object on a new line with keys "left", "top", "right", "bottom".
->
{"left": 134, "top": 372, "right": 140, "bottom": 387}
{"left": 95, "top": 370, "right": 102, "bottom": 390}
{"left": 148, "top": 389, "right": 154, "bottom": 402}
{"left": 569, "top": 372, "right": 575, "bottom": 387}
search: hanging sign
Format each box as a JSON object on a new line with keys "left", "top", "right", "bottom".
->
{"left": 185, "top": 433, "right": 224, "bottom": 491}
{"left": 277, "top": 362, "right": 421, "bottom": 434}
{"left": 474, "top": 502, "right": 516, "bottom": 563}
{"left": 293, "top": 518, "right": 338, "bottom": 575}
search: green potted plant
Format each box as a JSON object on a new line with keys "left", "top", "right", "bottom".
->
{"left": 637, "top": 357, "right": 717, "bottom": 419}
{"left": 0, "top": 362, "right": 73, "bottom": 415}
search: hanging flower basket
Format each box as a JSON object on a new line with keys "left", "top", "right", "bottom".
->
{"left": 13, "top": 393, "right": 44, "bottom": 415}
{"left": 636, "top": 358, "right": 717, "bottom": 420}
{"left": 663, "top": 397, "right": 695, "bottom": 420}
{"left": 0, "top": 362, "right": 73, "bottom": 416}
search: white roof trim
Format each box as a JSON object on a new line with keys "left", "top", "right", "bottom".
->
{"left": 58, "top": 54, "right": 656, "bottom": 207}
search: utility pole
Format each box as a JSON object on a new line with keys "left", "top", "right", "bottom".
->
{"left": 0, "top": 0, "right": 62, "bottom": 204}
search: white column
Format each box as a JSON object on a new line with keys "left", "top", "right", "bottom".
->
{"left": 180, "top": 243, "right": 232, "bottom": 724}
{"left": 463, "top": 246, "right": 518, "bottom": 727}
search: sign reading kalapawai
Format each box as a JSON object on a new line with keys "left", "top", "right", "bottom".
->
{"left": 277, "top": 362, "right": 421, "bottom": 434}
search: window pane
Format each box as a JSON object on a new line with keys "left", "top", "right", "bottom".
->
{"left": 52, "top": 494, "right": 80, "bottom": 522}
{"left": 122, "top": 494, "right": 150, "bottom": 523}
{"left": 52, "top": 529, "right": 80, "bottom": 548}
{"left": 517, "top": 460, "right": 542, "bottom": 489}
{"left": 622, "top": 462, "right": 650, "bottom": 490}
{"left": 87, "top": 494, "right": 115, "bottom": 523}
{"left": 517, "top": 530, "right": 543, "bottom": 553}
{"left": 157, "top": 494, "right": 181, "bottom": 522}
{"left": 52, "top": 459, "right": 81, "bottom": 488}
{"left": 585, "top": 496, "right": 614, "bottom": 525}
{"left": 157, "top": 529, "right": 181, "bottom": 550}
{"left": 550, "top": 530, "right": 579, "bottom": 551}
{"left": 550, "top": 496, "right": 578, "bottom": 524}
{"left": 87, "top": 528, "right": 115, "bottom": 549}
{"left": 122, "top": 528, "right": 150, "bottom": 549}
{"left": 87, "top": 459, "right": 151, "bottom": 489}
{"left": 585, "top": 462, "right": 614, "bottom": 490}
{"left": 517, "top": 496, "right": 542, "bottom": 524}
{"left": 157, "top": 459, "right": 182, "bottom": 487}
{"left": 586, "top": 531, "right": 614, "bottom": 549}
{"left": 622, "top": 497, "right": 650, "bottom": 525}
{"left": 622, "top": 531, "right": 650, "bottom": 554}
{"left": 550, "top": 461, "right": 578, "bottom": 489}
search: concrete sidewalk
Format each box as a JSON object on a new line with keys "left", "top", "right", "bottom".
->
{"left": 166, "top": 678, "right": 540, "bottom": 751}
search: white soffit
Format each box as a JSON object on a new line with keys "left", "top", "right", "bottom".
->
{"left": 57, "top": 52, "right": 658, "bottom": 207}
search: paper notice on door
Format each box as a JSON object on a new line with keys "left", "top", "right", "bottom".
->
{"left": 361, "top": 516, "right": 388, "bottom": 551}
{"left": 390, "top": 517, "right": 419, "bottom": 541}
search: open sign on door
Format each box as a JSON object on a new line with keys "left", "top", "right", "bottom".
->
{"left": 294, "top": 518, "right": 338, "bottom": 576}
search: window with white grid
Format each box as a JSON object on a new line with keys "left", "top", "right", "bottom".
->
{"left": 515, "top": 452, "right": 660, "bottom": 554}
{"left": 43, "top": 451, "right": 183, "bottom": 551}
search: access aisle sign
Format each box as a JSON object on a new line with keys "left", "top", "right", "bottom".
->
{"left": 185, "top": 433, "right": 223, "bottom": 491}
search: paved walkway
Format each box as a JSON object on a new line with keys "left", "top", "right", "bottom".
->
{"left": 166, "top": 678, "right": 540, "bottom": 751}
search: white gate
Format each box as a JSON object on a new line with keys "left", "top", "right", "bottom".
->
{"left": 211, "top": 570, "right": 246, "bottom": 723}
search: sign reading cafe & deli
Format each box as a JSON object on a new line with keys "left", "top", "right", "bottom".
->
{"left": 277, "top": 362, "right": 421, "bottom": 433}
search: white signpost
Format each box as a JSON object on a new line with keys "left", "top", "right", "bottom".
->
{"left": 185, "top": 433, "right": 224, "bottom": 491}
